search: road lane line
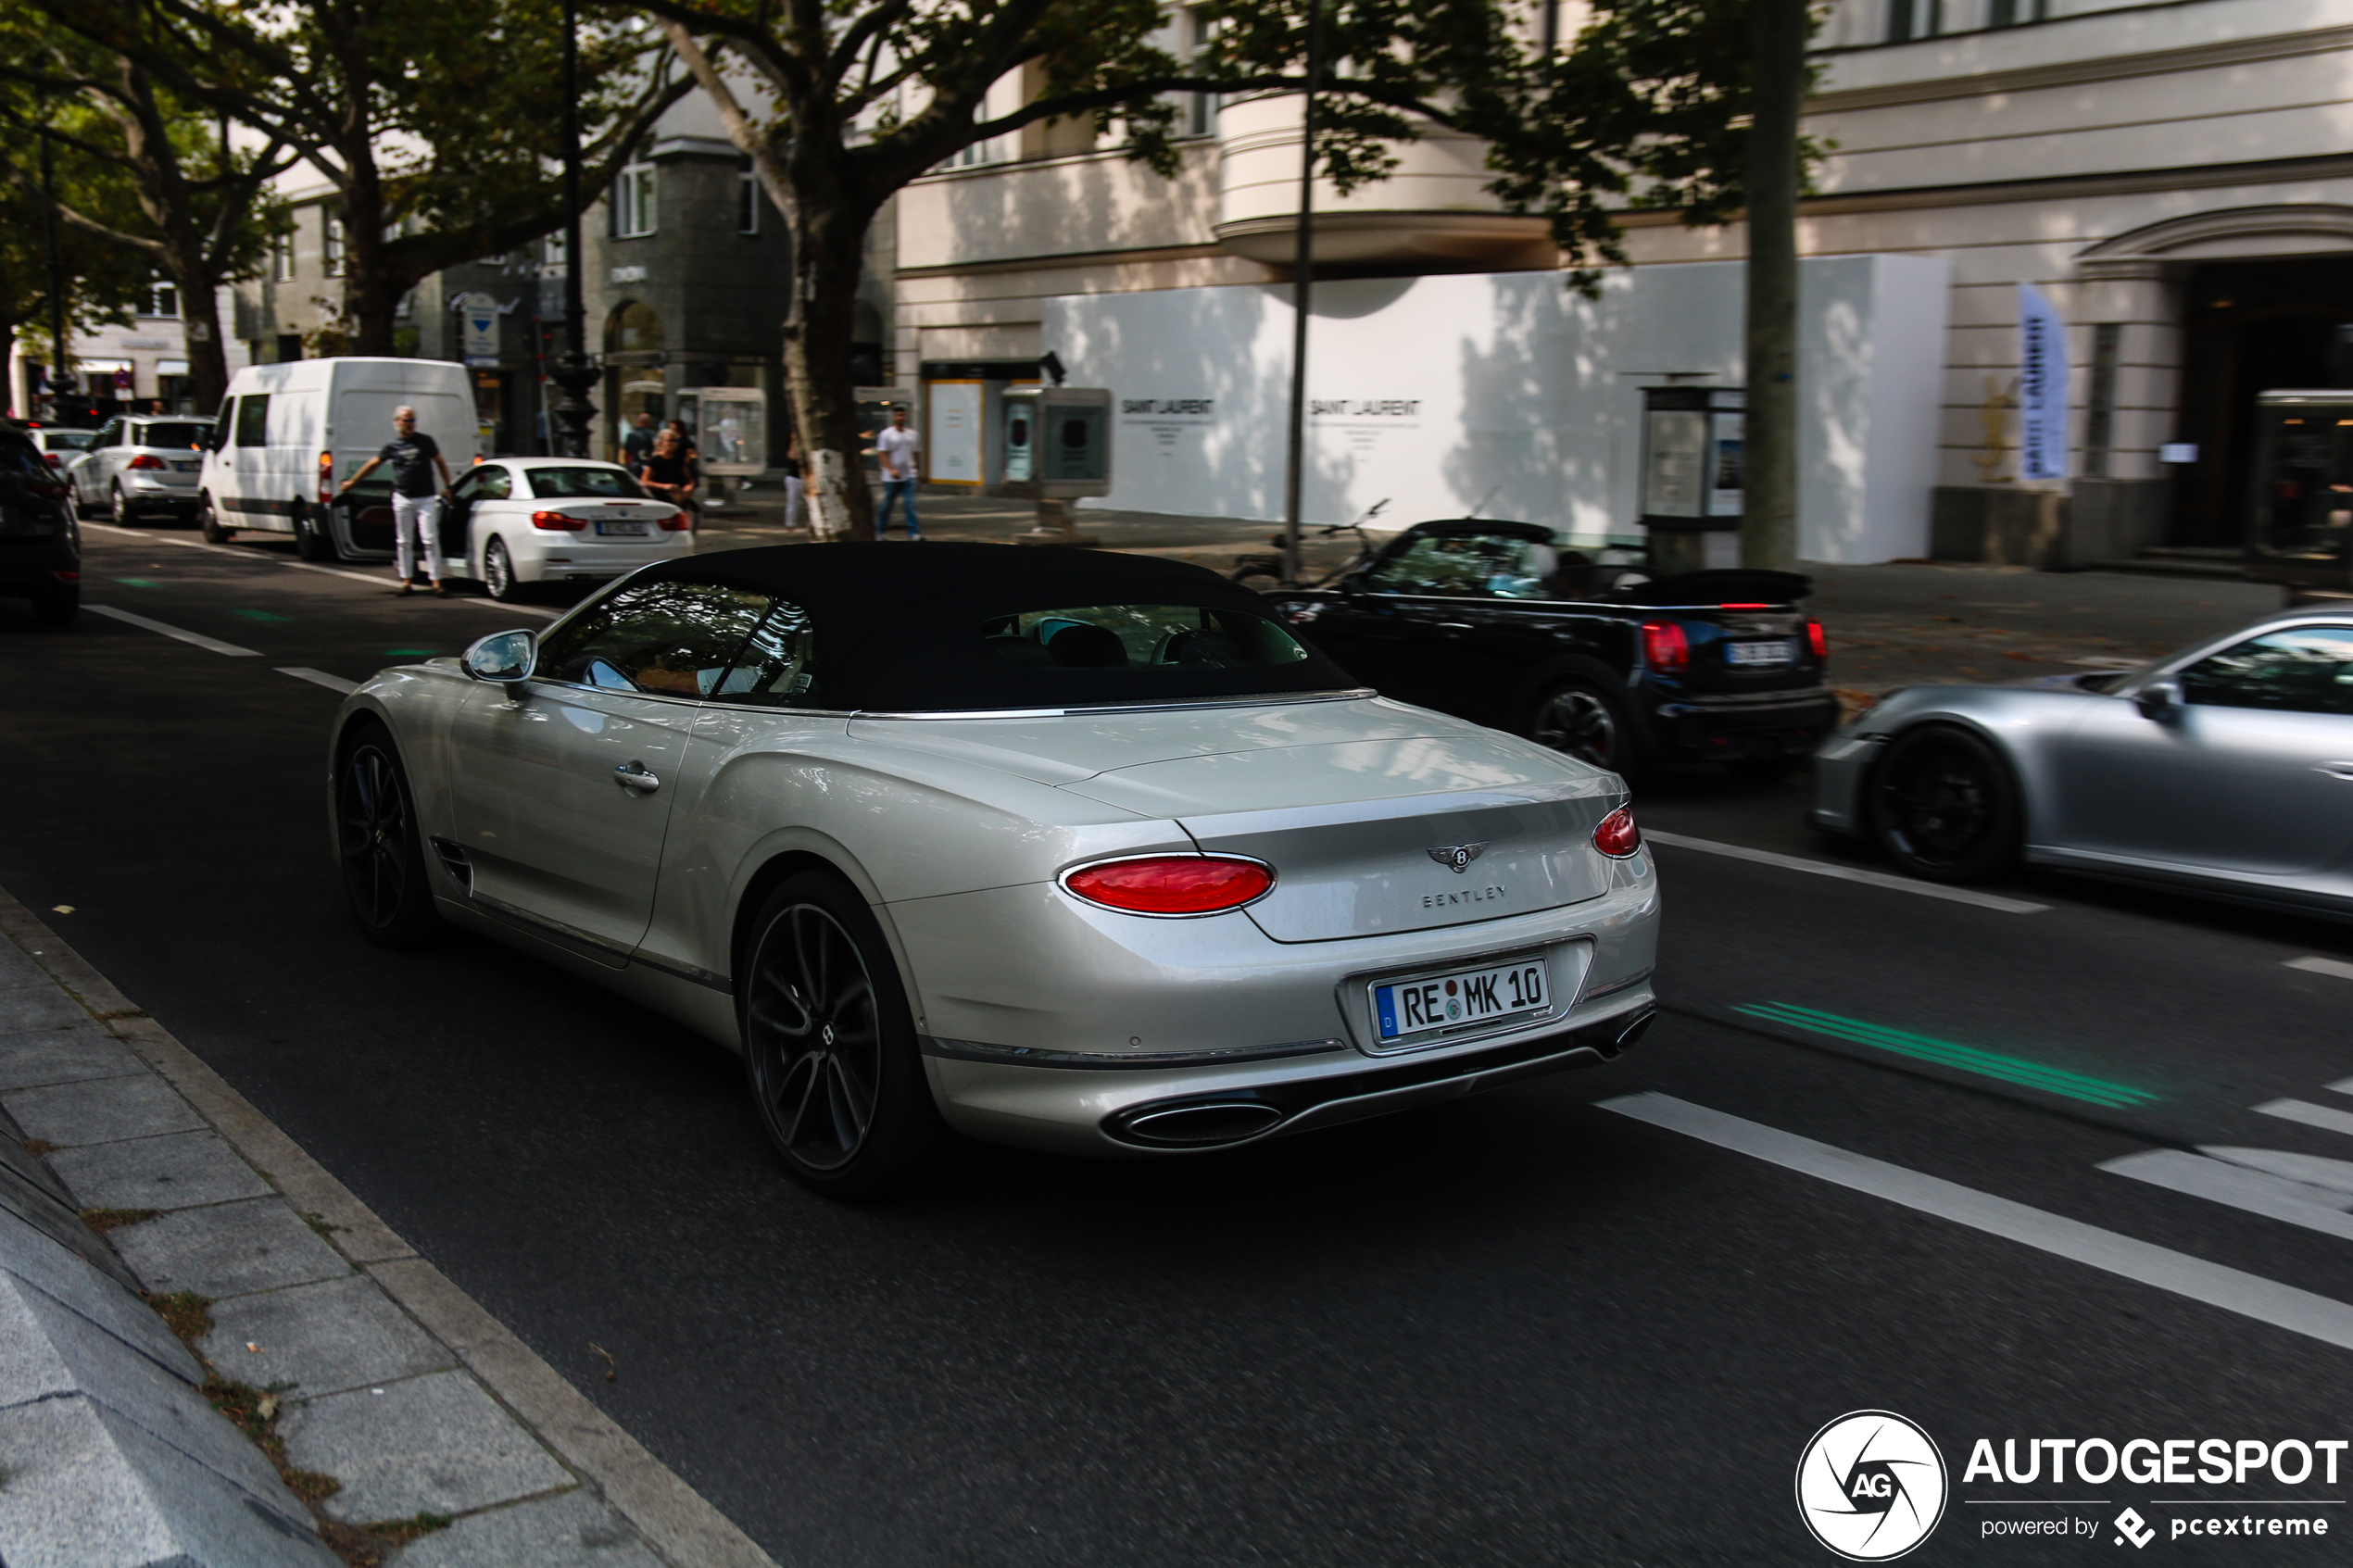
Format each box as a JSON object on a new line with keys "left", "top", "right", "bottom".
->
{"left": 77, "top": 521, "right": 558, "bottom": 618}
{"left": 2255, "top": 1098, "right": 2353, "bottom": 1139}
{"left": 1733, "top": 1001, "right": 2156, "bottom": 1108}
{"left": 85, "top": 604, "right": 261, "bottom": 657}
{"left": 1603, "top": 1092, "right": 2353, "bottom": 1353}
{"left": 1641, "top": 830, "right": 2049, "bottom": 913}
{"left": 2100, "top": 1149, "right": 2353, "bottom": 1244}
{"left": 2287, "top": 956, "right": 2353, "bottom": 982}
{"left": 277, "top": 667, "right": 359, "bottom": 695}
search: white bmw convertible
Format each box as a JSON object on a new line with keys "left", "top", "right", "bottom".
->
{"left": 330, "top": 545, "right": 1660, "bottom": 1194}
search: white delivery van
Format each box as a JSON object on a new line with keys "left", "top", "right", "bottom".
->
{"left": 198, "top": 358, "right": 479, "bottom": 566}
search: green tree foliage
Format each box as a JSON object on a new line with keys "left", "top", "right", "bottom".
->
{"left": 31, "top": 0, "right": 693, "bottom": 355}
{"left": 0, "top": 12, "right": 293, "bottom": 411}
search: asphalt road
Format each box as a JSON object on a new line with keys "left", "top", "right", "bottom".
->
{"left": 9, "top": 522, "right": 2353, "bottom": 1565}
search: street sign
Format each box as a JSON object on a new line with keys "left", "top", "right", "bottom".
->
{"left": 462, "top": 305, "right": 499, "bottom": 367}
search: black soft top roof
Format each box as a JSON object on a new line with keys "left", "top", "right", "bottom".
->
{"left": 635, "top": 542, "right": 1360, "bottom": 711}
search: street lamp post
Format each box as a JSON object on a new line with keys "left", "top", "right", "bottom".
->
{"left": 1278, "top": 0, "right": 1326, "bottom": 586}
{"left": 545, "top": 0, "right": 599, "bottom": 458}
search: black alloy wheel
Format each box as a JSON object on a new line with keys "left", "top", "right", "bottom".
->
{"left": 485, "top": 537, "right": 520, "bottom": 602}
{"left": 334, "top": 729, "right": 441, "bottom": 947}
{"left": 197, "top": 497, "right": 233, "bottom": 544}
{"left": 1870, "top": 724, "right": 2020, "bottom": 884}
{"left": 1530, "top": 681, "right": 1638, "bottom": 780}
{"left": 294, "top": 504, "right": 335, "bottom": 560}
{"left": 738, "top": 873, "right": 944, "bottom": 1198}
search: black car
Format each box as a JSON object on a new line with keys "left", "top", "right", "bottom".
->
{"left": 1265, "top": 519, "right": 1837, "bottom": 779}
{"left": 0, "top": 424, "right": 79, "bottom": 625}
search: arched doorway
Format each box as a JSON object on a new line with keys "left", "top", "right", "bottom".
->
{"left": 602, "top": 301, "right": 665, "bottom": 459}
{"left": 2080, "top": 207, "right": 2353, "bottom": 546}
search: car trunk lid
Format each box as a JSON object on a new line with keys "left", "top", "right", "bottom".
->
{"left": 1059, "top": 731, "right": 1622, "bottom": 942}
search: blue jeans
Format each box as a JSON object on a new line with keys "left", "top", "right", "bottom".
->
{"left": 878, "top": 479, "right": 920, "bottom": 537}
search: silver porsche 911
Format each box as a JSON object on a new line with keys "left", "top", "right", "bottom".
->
{"left": 329, "top": 544, "right": 1661, "bottom": 1194}
{"left": 1813, "top": 603, "right": 2353, "bottom": 912}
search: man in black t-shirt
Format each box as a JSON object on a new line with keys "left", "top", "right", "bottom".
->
{"left": 336, "top": 407, "right": 456, "bottom": 596}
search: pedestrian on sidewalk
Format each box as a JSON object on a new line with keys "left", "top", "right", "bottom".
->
{"left": 871, "top": 405, "right": 922, "bottom": 539}
{"left": 621, "top": 411, "right": 658, "bottom": 471}
{"left": 334, "top": 406, "right": 453, "bottom": 597}
{"left": 637, "top": 427, "right": 700, "bottom": 521}
{"left": 783, "top": 438, "right": 807, "bottom": 533}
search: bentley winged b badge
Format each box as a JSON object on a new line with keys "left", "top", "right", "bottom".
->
{"left": 1426, "top": 843, "right": 1489, "bottom": 874}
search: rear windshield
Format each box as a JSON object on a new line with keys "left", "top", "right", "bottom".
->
{"left": 0, "top": 438, "right": 49, "bottom": 478}
{"left": 134, "top": 421, "right": 210, "bottom": 450}
{"left": 524, "top": 465, "right": 647, "bottom": 501}
{"left": 983, "top": 605, "right": 1314, "bottom": 674}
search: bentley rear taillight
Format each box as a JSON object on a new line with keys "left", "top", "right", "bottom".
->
{"left": 1641, "top": 619, "right": 1689, "bottom": 673}
{"left": 1063, "top": 856, "right": 1275, "bottom": 916}
{"left": 1593, "top": 806, "right": 1641, "bottom": 858}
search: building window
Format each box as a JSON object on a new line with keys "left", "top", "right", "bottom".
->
{"left": 2082, "top": 323, "right": 2121, "bottom": 479}
{"left": 1182, "top": 7, "right": 1216, "bottom": 138}
{"left": 738, "top": 158, "right": 760, "bottom": 234}
{"left": 323, "top": 214, "right": 346, "bottom": 277}
{"left": 271, "top": 231, "right": 294, "bottom": 282}
{"left": 1987, "top": 0, "right": 2045, "bottom": 23}
{"left": 147, "top": 281, "right": 179, "bottom": 319}
{"left": 543, "top": 232, "right": 567, "bottom": 272}
{"left": 1886, "top": 0, "right": 1940, "bottom": 41}
{"left": 612, "top": 161, "right": 657, "bottom": 238}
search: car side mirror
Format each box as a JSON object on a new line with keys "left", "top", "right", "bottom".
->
{"left": 464, "top": 629, "right": 538, "bottom": 700}
{"left": 2133, "top": 678, "right": 2183, "bottom": 721}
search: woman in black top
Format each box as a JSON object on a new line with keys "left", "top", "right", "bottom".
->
{"left": 638, "top": 429, "right": 699, "bottom": 516}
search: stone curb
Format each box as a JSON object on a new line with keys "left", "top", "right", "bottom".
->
{"left": 0, "top": 884, "right": 777, "bottom": 1568}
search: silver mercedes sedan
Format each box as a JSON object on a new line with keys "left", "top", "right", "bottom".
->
{"left": 1813, "top": 604, "right": 2353, "bottom": 912}
{"left": 330, "top": 544, "right": 1661, "bottom": 1195}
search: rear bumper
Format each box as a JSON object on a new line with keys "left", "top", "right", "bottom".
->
{"left": 0, "top": 541, "right": 77, "bottom": 594}
{"left": 1645, "top": 688, "right": 1841, "bottom": 762}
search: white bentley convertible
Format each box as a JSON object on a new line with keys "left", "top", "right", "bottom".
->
{"left": 331, "top": 545, "right": 1660, "bottom": 1195}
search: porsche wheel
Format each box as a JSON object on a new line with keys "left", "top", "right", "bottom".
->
{"left": 1870, "top": 725, "right": 2019, "bottom": 884}
{"left": 738, "top": 873, "right": 944, "bottom": 1198}
{"left": 1529, "top": 681, "right": 1639, "bottom": 781}
{"left": 334, "top": 727, "right": 440, "bottom": 947}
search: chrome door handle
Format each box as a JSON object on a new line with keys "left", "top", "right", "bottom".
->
{"left": 2315, "top": 762, "right": 2353, "bottom": 781}
{"left": 614, "top": 762, "right": 661, "bottom": 793}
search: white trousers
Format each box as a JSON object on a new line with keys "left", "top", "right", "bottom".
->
{"left": 392, "top": 493, "right": 442, "bottom": 583}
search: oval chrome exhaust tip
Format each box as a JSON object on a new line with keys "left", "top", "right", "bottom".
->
{"left": 1612, "top": 1010, "right": 1657, "bottom": 1053}
{"left": 1111, "top": 1097, "right": 1285, "bottom": 1148}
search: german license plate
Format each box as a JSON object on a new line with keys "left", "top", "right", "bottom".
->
{"left": 1727, "top": 639, "right": 1794, "bottom": 667}
{"left": 172, "top": 460, "right": 199, "bottom": 472}
{"left": 1372, "top": 956, "right": 1548, "bottom": 1047}
{"left": 595, "top": 521, "right": 648, "bottom": 536}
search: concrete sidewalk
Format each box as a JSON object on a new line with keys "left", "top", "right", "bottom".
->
{"left": 697, "top": 488, "right": 2283, "bottom": 698}
{"left": 0, "top": 887, "right": 776, "bottom": 1568}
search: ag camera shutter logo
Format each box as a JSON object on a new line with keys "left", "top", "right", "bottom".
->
{"left": 1796, "top": 1411, "right": 1948, "bottom": 1560}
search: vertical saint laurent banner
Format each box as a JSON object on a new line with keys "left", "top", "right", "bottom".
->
{"left": 2017, "top": 284, "right": 2071, "bottom": 481}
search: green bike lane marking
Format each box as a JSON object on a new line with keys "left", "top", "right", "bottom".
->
{"left": 1734, "top": 1001, "right": 2158, "bottom": 1110}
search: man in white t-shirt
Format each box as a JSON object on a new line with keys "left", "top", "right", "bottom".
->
{"left": 872, "top": 406, "right": 922, "bottom": 540}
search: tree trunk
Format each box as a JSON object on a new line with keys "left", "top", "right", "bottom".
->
{"left": 340, "top": 163, "right": 398, "bottom": 357}
{"left": 1741, "top": 0, "right": 1806, "bottom": 574}
{"left": 180, "top": 281, "right": 230, "bottom": 413}
{"left": 781, "top": 189, "right": 877, "bottom": 542}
